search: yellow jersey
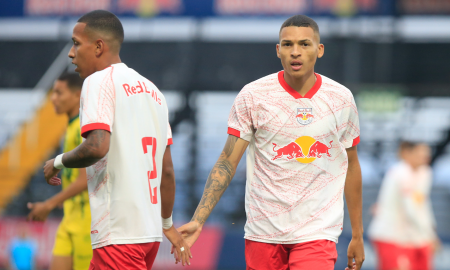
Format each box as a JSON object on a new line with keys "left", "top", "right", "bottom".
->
{"left": 61, "top": 115, "right": 91, "bottom": 233}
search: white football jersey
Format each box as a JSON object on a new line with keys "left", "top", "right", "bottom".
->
{"left": 79, "top": 63, "right": 172, "bottom": 249}
{"left": 368, "top": 162, "right": 436, "bottom": 246}
{"left": 228, "top": 71, "right": 360, "bottom": 244}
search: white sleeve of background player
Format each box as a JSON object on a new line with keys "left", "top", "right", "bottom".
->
{"left": 80, "top": 69, "right": 115, "bottom": 138}
{"left": 167, "top": 123, "right": 173, "bottom": 146}
{"left": 337, "top": 93, "right": 360, "bottom": 148}
{"left": 227, "top": 88, "right": 254, "bottom": 142}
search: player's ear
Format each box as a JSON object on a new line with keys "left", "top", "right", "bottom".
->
{"left": 276, "top": 43, "right": 281, "bottom": 59}
{"left": 317, "top": 44, "right": 324, "bottom": 59}
{"left": 95, "top": 39, "right": 105, "bottom": 57}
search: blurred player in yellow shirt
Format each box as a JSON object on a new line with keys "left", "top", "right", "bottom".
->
{"left": 27, "top": 72, "right": 92, "bottom": 270}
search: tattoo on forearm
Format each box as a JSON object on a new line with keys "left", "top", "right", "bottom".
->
{"left": 192, "top": 136, "right": 238, "bottom": 225}
{"left": 62, "top": 130, "right": 109, "bottom": 168}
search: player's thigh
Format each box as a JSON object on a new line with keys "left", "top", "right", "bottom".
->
{"left": 372, "top": 241, "right": 402, "bottom": 270}
{"left": 288, "top": 240, "right": 337, "bottom": 270}
{"left": 50, "top": 255, "right": 73, "bottom": 270}
{"left": 72, "top": 232, "right": 93, "bottom": 270}
{"left": 409, "top": 245, "right": 433, "bottom": 270}
{"left": 245, "top": 239, "right": 289, "bottom": 270}
{"left": 51, "top": 222, "right": 73, "bottom": 270}
{"left": 90, "top": 244, "right": 148, "bottom": 270}
{"left": 141, "top": 242, "right": 160, "bottom": 269}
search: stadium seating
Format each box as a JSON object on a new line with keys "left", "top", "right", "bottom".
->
{"left": 0, "top": 92, "right": 67, "bottom": 212}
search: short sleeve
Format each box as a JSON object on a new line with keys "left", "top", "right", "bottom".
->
{"left": 167, "top": 123, "right": 173, "bottom": 145}
{"left": 80, "top": 69, "right": 115, "bottom": 139}
{"left": 227, "top": 89, "right": 254, "bottom": 142}
{"left": 338, "top": 94, "right": 360, "bottom": 148}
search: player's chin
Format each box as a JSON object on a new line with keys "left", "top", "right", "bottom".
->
{"left": 74, "top": 67, "right": 86, "bottom": 79}
{"left": 76, "top": 70, "right": 86, "bottom": 79}
{"left": 287, "top": 68, "right": 304, "bottom": 78}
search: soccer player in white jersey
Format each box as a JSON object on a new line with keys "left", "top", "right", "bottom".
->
{"left": 42, "top": 10, "right": 192, "bottom": 269}
{"left": 368, "top": 142, "right": 440, "bottom": 270}
{"left": 177, "top": 15, "right": 365, "bottom": 270}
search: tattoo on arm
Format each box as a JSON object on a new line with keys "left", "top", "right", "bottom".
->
{"left": 62, "top": 130, "right": 109, "bottom": 168}
{"left": 192, "top": 136, "right": 238, "bottom": 225}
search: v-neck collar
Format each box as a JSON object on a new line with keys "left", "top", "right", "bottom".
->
{"left": 278, "top": 71, "right": 322, "bottom": 99}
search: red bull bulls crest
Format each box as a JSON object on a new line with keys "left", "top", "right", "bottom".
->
{"left": 296, "top": 108, "right": 314, "bottom": 125}
{"left": 272, "top": 136, "right": 333, "bottom": 164}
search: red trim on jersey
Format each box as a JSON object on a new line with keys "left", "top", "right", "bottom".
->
{"left": 227, "top": 127, "right": 240, "bottom": 138}
{"left": 278, "top": 71, "right": 322, "bottom": 99}
{"left": 352, "top": 136, "right": 360, "bottom": 147}
{"left": 168, "top": 138, "right": 173, "bottom": 145}
{"left": 81, "top": 123, "right": 111, "bottom": 138}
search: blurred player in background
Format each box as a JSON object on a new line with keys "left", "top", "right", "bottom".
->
{"left": 177, "top": 15, "right": 364, "bottom": 270}
{"left": 8, "top": 223, "right": 37, "bottom": 270}
{"left": 27, "top": 73, "right": 92, "bottom": 270}
{"left": 368, "top": 141, "right": 440, "bottom": 270}
{"left": 42, "top": 10, "right": 191, "bottom": 269}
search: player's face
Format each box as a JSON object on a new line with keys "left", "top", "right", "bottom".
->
{"left": 402, "top": 144, "right": 431, "bottom": 168}
{"left": 69, "top": 23, "right": 97, "bottom": 79}
{"left": 412, "top": 144, "right": 431, "bottom": 167}
{"left": 51, "top": 80, "right": 80, "bottom": 115}
{"left": 276, "top": 26, "right": 324, "bottom": 79}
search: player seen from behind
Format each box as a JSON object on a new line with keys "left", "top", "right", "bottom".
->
{"left": 42, "top": 10, "right": 191, "bottom": 269}
{"left": 28, "top": 73, "right": 92, "bottom": 270}
{"left": 177, "top": 15, "right": 365, "bottom": 270}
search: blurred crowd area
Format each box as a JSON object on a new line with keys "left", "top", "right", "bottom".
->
{"left": 1, "top": 0, "right": 450, "bottom": 269}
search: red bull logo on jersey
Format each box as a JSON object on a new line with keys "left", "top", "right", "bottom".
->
{"left": 272, "top": 136, "right": 333, "bottom": 164}
{"left": 296, "top": 108, "right": 314, "bottom": 125}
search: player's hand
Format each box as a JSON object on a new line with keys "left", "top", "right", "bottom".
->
{"left": 27, "top": 201, "right": 53, "bottom": 222}
{"left": 43, "top": 159, "right": 61, "bottom": 185}
{"left": 345, "top": 236, "right": 365, "bottom": 270}
{"left": 176, "top": 221, "right": 203, "bottom": 248}
{"left": 163, "top": 225, "right": 192, "bottom": 266}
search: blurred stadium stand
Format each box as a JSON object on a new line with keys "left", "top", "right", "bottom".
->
{"left": 1, "top": 0, "right": 450, "bottom": 269}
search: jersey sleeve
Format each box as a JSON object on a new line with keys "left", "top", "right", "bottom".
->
{"left": 227, "top": 89, "right": 254, "bottom": 142}
{"left": 80, "top": 70, "right": 115, "bottom": 139}
{"left": 167, "top": 123, "right": 173, "bottom": 145}
{"left": 338, "top": 94, "right": 360, "bottom": 148}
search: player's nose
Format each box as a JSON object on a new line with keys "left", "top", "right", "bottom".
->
{"left": 291, "top": 44, "right": 301, "bottom": 58}
{"left": 68, "top": 45, "right": 75, "bottom": 59}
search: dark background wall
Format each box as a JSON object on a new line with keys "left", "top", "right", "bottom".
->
{"left": 1, "top": 40, "right": 450, "bottom": 95}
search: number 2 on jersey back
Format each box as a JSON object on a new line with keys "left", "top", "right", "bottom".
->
{"left": 142, "top": 137, "right": 158, "bottom": 204}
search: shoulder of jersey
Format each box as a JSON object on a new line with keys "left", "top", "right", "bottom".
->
{"left": 386, "top": 162, "right": 408, "bottom": 179}
{"left": 318, "top": 74, "right": 355, "bottom": 100}
{"left": 240, "top": 72, "right": 278, "bottom": 94}
{"left": 84, "top": 66, "right": 114, "bottom": 83}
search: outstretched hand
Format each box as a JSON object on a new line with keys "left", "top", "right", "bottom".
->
{"left": 27, "top": 202, "right": 53, "bottom": 221}
{"left": 43, "top": 159, "right": 61, "bottom": 185}
{"left": 164, "top": 225, "right": 192, "bottom": 266}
